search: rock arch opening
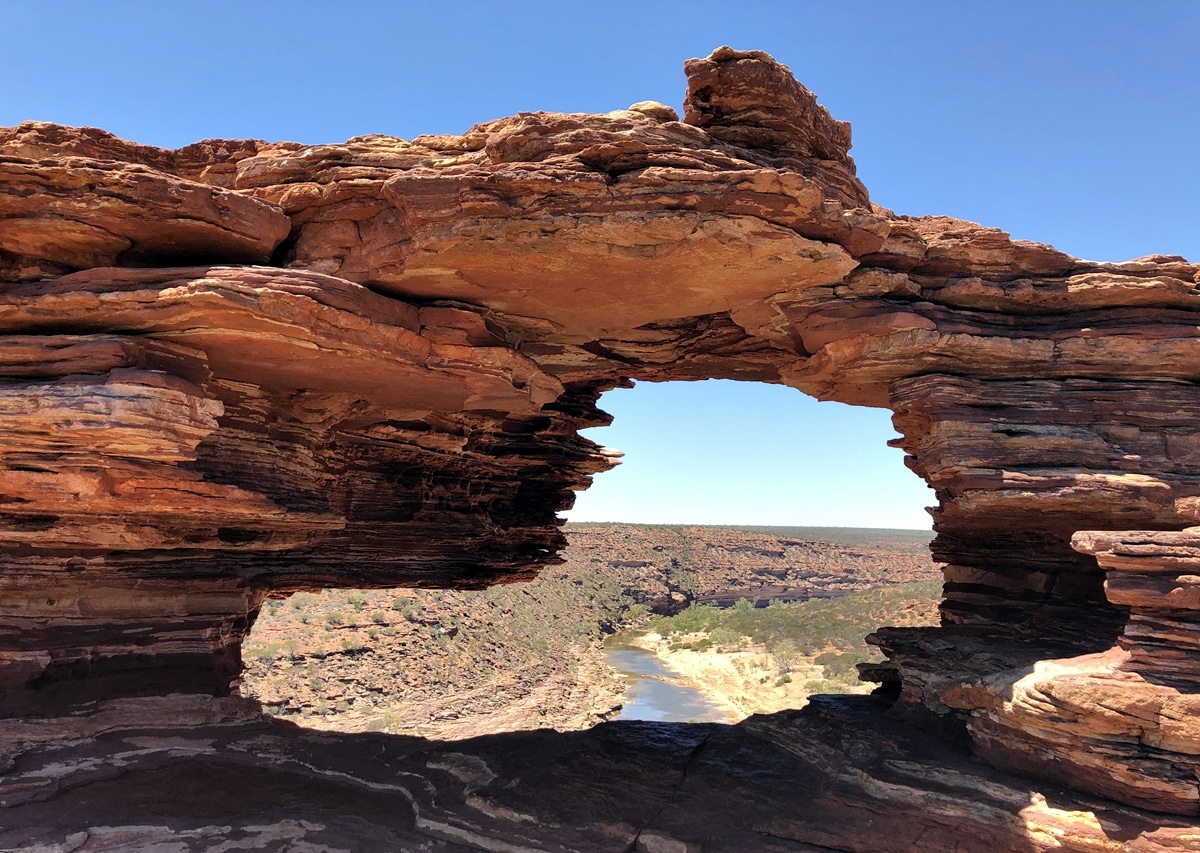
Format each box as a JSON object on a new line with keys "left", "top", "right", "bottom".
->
{"left": 2, "top": 44, "right": 1200, "bottom": 845}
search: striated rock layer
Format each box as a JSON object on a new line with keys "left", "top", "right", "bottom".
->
{"left": 2, "top": 45, "right": 1200, "bottom": 841}
{"left": 6, "top": 695, "right": 1200, "bottom": 853}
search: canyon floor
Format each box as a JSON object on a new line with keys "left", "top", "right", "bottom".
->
{"left": 242, "top": 524, "right": 941, "bottom": 738}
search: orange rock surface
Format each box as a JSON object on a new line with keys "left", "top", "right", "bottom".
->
{"left": 2, "top": 45, "right": 1200, "bottom": 847}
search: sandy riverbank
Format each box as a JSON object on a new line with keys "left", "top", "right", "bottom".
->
{"left": 624, "top": 632, "right": 871, "bottom": 721}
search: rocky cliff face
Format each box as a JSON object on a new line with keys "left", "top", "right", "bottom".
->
{"left": 2, "top": 45, "right": 1199, "bottom": 846}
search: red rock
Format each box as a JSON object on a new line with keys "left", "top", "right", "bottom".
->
{"left": 682, "top": 46, "right": 869, "bottom": 208}
{"left": 935, "top": 528, "right": 1200, "bottom": 815}
{"left": 0, "top": 120, "right": 293, "bottom": 187}
{"left": 2, "top": 694, "right": 1197, "bottom": 852}
{"left": 1, "top": 44, "right": 1199, "bottom": 835}
{"left": 0, "top": 156, "right": 291, "bottom": 277}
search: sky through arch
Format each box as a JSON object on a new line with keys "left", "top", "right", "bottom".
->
{"left": 564, "top": 381, "right": 935, "bottom": 529}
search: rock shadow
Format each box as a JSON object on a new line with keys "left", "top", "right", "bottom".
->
{"left": 6, "top": 694, "right": 1188, "bottom": 851}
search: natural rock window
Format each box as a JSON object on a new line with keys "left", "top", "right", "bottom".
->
{"left": 3, "top": 47, "right": 1199, "bottom": 849}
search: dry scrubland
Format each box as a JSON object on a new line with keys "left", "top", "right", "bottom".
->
{"left": 624, "top": 580, "right": 943, "bottom": 718}
{"left": 243, "top": 524, "right": 941, "bottom": 737}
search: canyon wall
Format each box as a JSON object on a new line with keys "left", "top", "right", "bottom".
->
{"left": 3, "top": 46, "right": 1200, "bottom": 825}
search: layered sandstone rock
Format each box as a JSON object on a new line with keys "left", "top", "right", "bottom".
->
{"left": 943, "top": 529, "right": 1200, "bottom": 815}
{"left": 0, "top": 262, "right": 611, "bottom": 713}
{"left": 4, "top": 695, "right": 1198, "bottom": 852}
{"left": 0, "top": 152, "right": 291, "bottom": 278}
{"left": 2, "top": 44, "right": 1200, "bottom": 840}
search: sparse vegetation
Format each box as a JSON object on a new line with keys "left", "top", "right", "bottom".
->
{"left": 639, "top": 579, "right": 941, "bottom": 695}
{"left": 649, "top": 580, "right": 941, "bottom": 657}
{"left": 242, "top": 524, "right": 941, "bottom": 736}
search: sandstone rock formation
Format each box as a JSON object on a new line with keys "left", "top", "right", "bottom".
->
{"left": 6, "top": 694, "right": 1200, "bottom": 853}
{"left": 943, "top": 529, "right": 1200, "bottom": 816}
{"left": 2, "top": 45, "right": 1199, "bottom": 847}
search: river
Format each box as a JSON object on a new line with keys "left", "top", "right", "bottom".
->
{"left": 603, "top": 642, "right": 730, "bottom": 723}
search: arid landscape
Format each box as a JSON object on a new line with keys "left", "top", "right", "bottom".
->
{"left": 5, "top": 31, "right": 1200, "bottom": 851}
{"left": 242, "top": 524, "right": 942, "bottom": 738}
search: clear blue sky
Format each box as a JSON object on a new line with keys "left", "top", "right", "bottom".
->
{"left": 4, "top": 2, "right": 1197, "bottom": 529}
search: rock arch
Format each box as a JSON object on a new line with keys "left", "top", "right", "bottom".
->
{"left": 2, "top": 46, "right": 1199, "bottom": 825}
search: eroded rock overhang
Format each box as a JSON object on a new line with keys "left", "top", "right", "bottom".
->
{"left": 2, "top": 46, "right": 1199, "bottom": 815}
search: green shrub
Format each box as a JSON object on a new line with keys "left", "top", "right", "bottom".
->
{"left": 659, "top": 603, "right": 719, "bottom": 635}
{"left": 625, "top": 603, "right": 649, "bottom": 621}
{"left": 247, "top": 644, "right": 277, "bottom": 661}
{"left": 708, "top": 626, "right": 741, "bottom": 649}
{"left": 768, "top": 638, "right": 799, "bottom": 673}
{"left": 814, "top": 651, "right": 872, "bottom": 679}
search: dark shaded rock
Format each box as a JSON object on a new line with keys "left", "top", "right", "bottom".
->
{"left": 2, "top": 697, "right": 1195, "bottom": 852}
